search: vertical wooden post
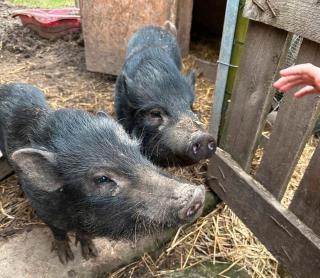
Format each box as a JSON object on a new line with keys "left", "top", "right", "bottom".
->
{"left": 290, "top": 144, "right": 320, "bottom": 237}
{"left": 255, "top": 39, "right": 320, "bottom": 199}
{"left": 217, "top": 22, "right": 287, "bottom": 171}
{"left": 175, "top": 0, "right": 193, "bottom": 56}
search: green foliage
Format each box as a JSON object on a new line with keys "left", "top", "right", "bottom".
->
{"left": 10, "top": 0, "right": 74, "bottom": 8}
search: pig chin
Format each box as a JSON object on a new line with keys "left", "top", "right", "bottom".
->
{"left": 148, "top": 145, "right": 199, "bottom": 167}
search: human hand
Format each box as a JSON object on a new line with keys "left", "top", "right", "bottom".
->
{"left": 273, "top": 63, "right": 320, "bottom": 98}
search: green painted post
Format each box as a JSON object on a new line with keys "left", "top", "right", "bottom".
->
{"left": 219, "top": 0, "right": 249, "bottom": 147}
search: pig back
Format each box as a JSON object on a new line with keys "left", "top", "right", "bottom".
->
{"left": 0, "top": 83, "right": 50, "bottom": 157}
{"left": 125, "top": 26, "right": 181, "bottom": 69}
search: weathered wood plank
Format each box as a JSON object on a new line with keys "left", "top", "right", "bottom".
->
{"left": 0, "top": 158, "right": 13, "bottom": 181}
{"left": 81, "top": 0, "right": 192, "bottom": 75}
{"left": 207, "top": 148, "right": 320, "bottom": 278}
{"left": 194, "top": 58, "right": 217, "bottom": 81}
{"left": 258, "top": 133, "right": 269, "bottom": 149}
{"left": 222, "top": 21, "right": 287, "bottom": 171}
{"left": 81, "top": 0, "right": 175, "bottom": 75}
{"left": 290, "top": 143, "right": 320, "bottom": 237}
{"left": 175, "top": 0, "right": 193, "bottom": 56}
{"left": 244, "top": 0, "right": 320, "bottom": 44}
{"left": 255, "top": 39, "right": 320, "bottom": 199}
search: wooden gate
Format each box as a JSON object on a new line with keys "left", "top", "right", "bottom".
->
{"left": 207, "top": 1, "right": 320, "bottom": 278}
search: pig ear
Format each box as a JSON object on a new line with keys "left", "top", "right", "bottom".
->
{"left": 11, "top": 148, "right": 62, "bottom": 192}
{"left": 185, "top": 69, "right": 196, "bottom": 90}
{"left": 122, "top": 73, "right": 135, "bottom": 93}
{"left": 96, "top": 111, "right": 111, "bottom": 118}
{"left": 163, "top": 20, "right": 177, "bottom": 36}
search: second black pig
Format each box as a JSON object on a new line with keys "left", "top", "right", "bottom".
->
{"left": 0, "top": 83, "right": 205, "bottom": 264}
{"left": 115, "top": 23, "right": 216, "bottom": 167}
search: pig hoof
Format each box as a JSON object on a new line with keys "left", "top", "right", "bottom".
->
{"left": 76, "top": 235, "right": 98, "bottom": 260}
{"left": 52, "top": 239, "right": 74, "bottom": 264}
{"left": 81, "top": 239, "right": 98, "bottom": 260}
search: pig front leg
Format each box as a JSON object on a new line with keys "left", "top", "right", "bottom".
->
{"left": 75, "top": 233, "right": 98, "bottom": 260}
{"left": 50, "top": 226, "right": 74, "bottom": 264}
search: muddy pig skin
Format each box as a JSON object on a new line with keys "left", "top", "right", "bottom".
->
{"left": 0, "top": 83, "right": 205, "bottom": 264}
{"left": 115, "top": 23, "right": 216, "bottom": 167}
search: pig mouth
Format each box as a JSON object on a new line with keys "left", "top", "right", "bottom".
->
{"left": 146, "top": 129, "right": 216, "bottom": 167}
{"left": 144, "top": 138, "right": 216, "bottom": 167}
{"left": 149, "top": 152, "right": 207, "bottom": 167}
{"left": 77, "top": 202, "right": 203, "bottom": 241}
{"left": 134, "top": 187, "right": 205, "bottom": 234}
{"left": 73, "top": 186, "right": 204, "bottom": 241}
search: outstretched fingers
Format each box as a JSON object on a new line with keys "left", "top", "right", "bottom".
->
{"left": 273, "top": 76, "right": 305, "bottom": 92}
{"left": 273, "top": 63, "right": 320, "bottom": 98}
{"left": 294, "top": 85, "right": 319, "bottom": 98}
{"left": 279, "top": 63, "right": 317, "bottom": 77}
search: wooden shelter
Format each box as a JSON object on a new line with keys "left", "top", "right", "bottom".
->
{"left": 80, "top": 0, "right": 193, "bottom": 75}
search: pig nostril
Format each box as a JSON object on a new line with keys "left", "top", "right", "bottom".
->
{"left": 208, "top": 141, "right": 215, "bottom": 151}
{"left": 192, "top": 143, "right": 201, "bottom": 154}
{"left": 186, "top": 202, "right": 201, "bottom": 217}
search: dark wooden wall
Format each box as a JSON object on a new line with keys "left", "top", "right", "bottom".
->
{"left": 192, "top": 0, "right": 227, "bottom": 37}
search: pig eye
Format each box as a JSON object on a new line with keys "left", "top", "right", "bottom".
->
{"left": 146, "top": 108, "right": 164, "bottom": 126}
{"left": 149, "top": 109, "right": 162, "bottom": 119}
{"left": 95, "top": 176, "right": 113, "bottom": 185}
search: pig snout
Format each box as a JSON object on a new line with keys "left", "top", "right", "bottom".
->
{"left": 188, "top": 133, "right": 216, "bottom": 161}
{"left": 178, "top": 185, "right": 205, "bottom": 222}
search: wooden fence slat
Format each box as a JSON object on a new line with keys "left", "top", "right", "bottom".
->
{"left": 175, "top": 0, "right": 193, "bottom": 56}
{"left": 253, "top": 33, "right": 293, "bottom": 152}
{"left": 244, "top": 0, "right": 320, "bottom": 45}
{"left": 255, "top": 39, "right": 320, "bottom": 199}
{"left": 194, "top": 58, "right": 217, "bottom": 81}
{"left": 207, "top": 148, "right": 320, "bottom": 278}
{"left": 222, "top": 21, "right": 287, "bottom": 171}
{"left": 290, "top": 143, "right": 320, "bottom": 236}
{"left": 0, "top": 158, "right": 13, "bottom": 181}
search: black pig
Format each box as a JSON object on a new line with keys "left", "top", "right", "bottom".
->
{"left": 0, "top": 83, "right": 205, "bottom": 264}
{"left": 115, "top": 23, "right": 216, "bottom": 167}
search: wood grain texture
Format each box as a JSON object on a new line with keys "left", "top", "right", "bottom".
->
{"left": 207, "top": 148, "right": 320, "bottom": 278}
{"left": 194, "top": 58, "right": 217, "bottom": 81}
{"left": 222, "top": 21, "right": 287, "bottom": 171}
{"left": 82, "top": 0, "right": 173, "bottom": 75}
{"left": 255, "top": 39, "right": 320, "bottom": 199}
{"left": 0, "top": 158, "right": 13, "bottom": 181}
{"left": 244, "top": 0, "right": 320, "bottom": 44}
{"left": 252, "top": 33, "right": 293, "bottom": 154}
{"left": 175, "top": 0, "right": 193, "bottom": 56}
{"left": 290, "top": 143, "right": 320, "bottom": 237}
{"left": 81, "top": 0, "right": 191, "bottom": 75}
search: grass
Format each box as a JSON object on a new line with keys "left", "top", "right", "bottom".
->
{"left": 10, "top": 0, "right": 74, "bottom": 8}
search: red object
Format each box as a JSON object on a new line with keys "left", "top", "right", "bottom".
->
{"left": 12, "top": 8, "right": 81, "bottom": 39}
